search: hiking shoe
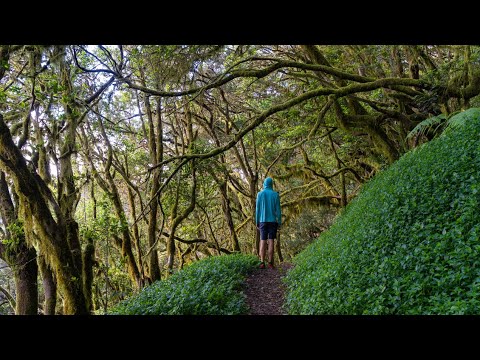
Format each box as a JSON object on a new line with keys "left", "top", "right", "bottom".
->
{"left": 259, "top": 262, "right": 265, "bottom": 269}
{"left": 268, "top": 262, "right": 274, "bottom": 269}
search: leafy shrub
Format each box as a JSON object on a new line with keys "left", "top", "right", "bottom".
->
{"left": 110, "top": 253, "right": 259, "bottom": 315}
{"left": 284, "top": 108, "right": 480, "bottom": 314}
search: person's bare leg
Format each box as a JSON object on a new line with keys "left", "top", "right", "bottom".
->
{"left": 267, "top": 239, "right": 275, "bottom": 265}
{"left": 259, "top": 240, "right": 266, "bottom": 263}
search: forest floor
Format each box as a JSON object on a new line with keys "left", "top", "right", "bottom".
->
{"left": 244, "top": 262, "right": 294, "bottom": 315}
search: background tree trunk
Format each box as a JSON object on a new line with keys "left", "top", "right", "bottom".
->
{"left": 38, "top": 255, "right": 57, "bottom": 315}
{"left": 276, "top": 231, "right": 283, "bottom": 263}
{"left": 13, "top": 245, "right": 38, "bottom": 315}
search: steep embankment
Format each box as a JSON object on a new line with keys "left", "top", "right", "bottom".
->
{"left": 284, "top": 108, "right": 480, "bottom": 315}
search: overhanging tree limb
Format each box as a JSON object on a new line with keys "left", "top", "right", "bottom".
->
{"left": 149, "top": 77, "right": 427, "bottom": 171}
{"left": 119, "top": 57, "right": 426, "bottom": 98}
{"left": 266, "top": 98, "right": 335, "bottom": 176}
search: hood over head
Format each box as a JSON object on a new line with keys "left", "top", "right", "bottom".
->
{"left": 263, "top": 177, "right": 273, "bottom": 189}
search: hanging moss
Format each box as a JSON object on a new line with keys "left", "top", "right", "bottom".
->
{"left": 1, "top": 114, "right": 88, "bottom": 314}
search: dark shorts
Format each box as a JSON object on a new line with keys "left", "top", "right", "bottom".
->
{"left": 259, "top": 222, "right": 278, "bottom": 240}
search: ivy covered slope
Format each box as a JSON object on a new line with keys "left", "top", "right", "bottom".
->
{"left": 284, "top": 108, "right": 480, "bottom": 315}
{"left": 110, "top": 254, "right": 258, "bottom": 315}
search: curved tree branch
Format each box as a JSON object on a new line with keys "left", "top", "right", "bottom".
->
{"left": 149, "top": 77, "right": 427, "bottom": 172}
{"left": 0, "top": 285, "right": 15, "bottom": 311}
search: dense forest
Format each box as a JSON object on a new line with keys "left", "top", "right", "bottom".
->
{"left": 1, "top": 45, "right": 479, "bottom": 315}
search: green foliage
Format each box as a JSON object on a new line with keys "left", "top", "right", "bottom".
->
{"left": 2, "top": 221, "right": 25, "bottom": 262}
{"left": 406, "top": 114, "right": 447, "bottom": 140}
{"left": 284, "top": 108, "right": 480, "bottom": 314}
{"left": 77, "top": 194, "right": 134, "bottom": 309}
{"left": 110, "top": 253, "right": 259, "bottom": 315}
{"left": 407, "top": 108, "right": 480, "bottom": 141}
{"left": 281, "top": 207, "right": 336, "bottom": 259}
{"left": 443, "top": 107, "right": 480, "bottom": 134}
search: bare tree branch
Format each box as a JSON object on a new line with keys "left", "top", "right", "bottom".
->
{"left": 0, "top": 284, "right": 16, "bottom": 311}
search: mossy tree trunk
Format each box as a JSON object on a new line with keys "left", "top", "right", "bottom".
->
{"left": 57, "top": 45, "right": 86, "bottom": 297}
{"left": 218, "top": 105, "right": 241, "bottom": 252}
{"left": 126, "top": 185, "right": 145, "bottom": 281}
{"left": 194, "top": 94, "right": 241, "bottom": 252}
{"left": 82, "top": 235, "right": 95, "bottom": 313}
{"left": 144, "top": 94, "right": 162, "bottom": 282}
{"left": 0, "top": 172, "right": 39, "bottom": 315}
{"left": 245, "top": 131, "right": 260, "bottom": 255}
{"left": 80, "top": 127, "right": 143, "bottom": 290}
{"left": 250, "top": 175, "right": 260, "bottom": 255}
{"left": 92, "top": 113, "right": 142, "bottom": 289}
{"left": 222, "top": 93, "right": 260, "bottom": 254}
{"left": 205, "top": 162, "right": 241, "bottom": 253}
{"left": 166, "top": 165, "right": 197, "bottom": 271}
{"left": 216, "top": 93, "right": 260, "bottom": 254}
{"left": 218, "top": 179, "right": 240, "bottom": 252}
{"left": 106, "top": 177, "right": 142, "bottom": 288}
{"left": 166, "top": 107, "right": 197, "bottom": 271}
{"left": 0, "top": 114, "right": 88, "bottom": 314}
{"left": 0, "top": 46, "right": 39, "bottom": 315}
{"left": 33, "top": 100, "right": 58, "bottom": 314}
{"left": 13, "top": 246, "right": 38, "bottom": 315}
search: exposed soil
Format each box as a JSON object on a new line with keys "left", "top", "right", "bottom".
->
{"left": 244, "top": 262, "right": 294, "bottom": 315}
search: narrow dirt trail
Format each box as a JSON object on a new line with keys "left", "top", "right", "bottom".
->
{"left": 244, "top": 262, "right": 293, "bottom": 315}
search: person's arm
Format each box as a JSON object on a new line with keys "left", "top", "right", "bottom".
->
{"left": 255, "top": 193, "right": 260, "bottom": 229}
{"left": 276, "top": 193, "right": 282, "bottom": 227}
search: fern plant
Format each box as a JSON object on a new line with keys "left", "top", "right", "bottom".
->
{"left": 407, "top": 107, "right": 480, "bottom": 141}
{"left": 406, "top": 113, "right": 447, "bottom": 141}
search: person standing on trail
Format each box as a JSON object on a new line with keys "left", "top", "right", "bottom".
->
{"left": 256, "top": 177, "right": 282, "bottom": 269}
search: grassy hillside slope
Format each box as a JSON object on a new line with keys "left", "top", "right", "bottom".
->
{"left": 284, "top": 108, "right": 480, "bottom": 315}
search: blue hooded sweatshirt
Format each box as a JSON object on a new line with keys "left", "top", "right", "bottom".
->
{"left": 256, "top": 177, "right": 281, "bottom": 226}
